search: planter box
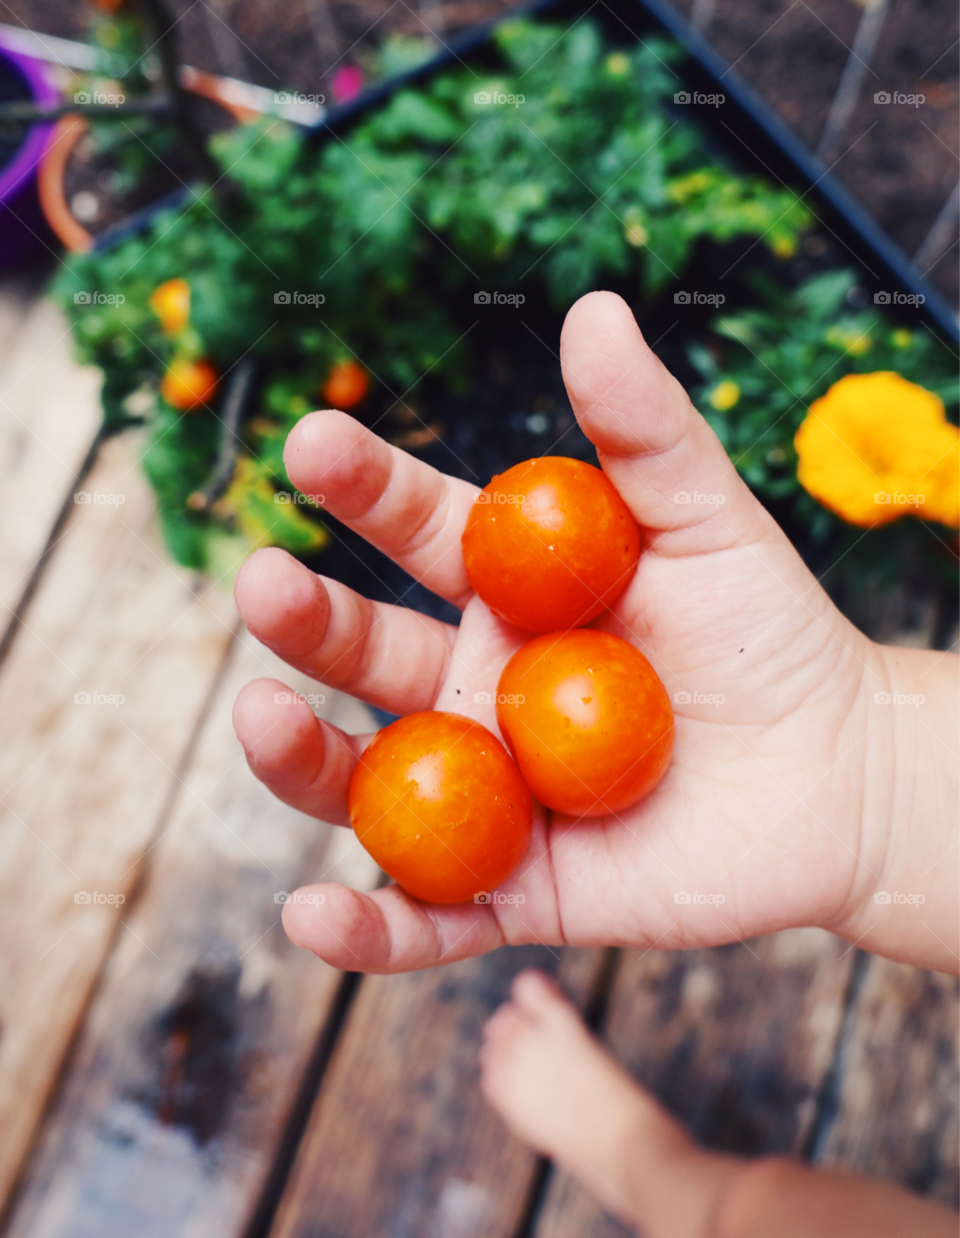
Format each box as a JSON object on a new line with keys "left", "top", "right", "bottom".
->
{"left": 61, "top": 0, "right": 959, "bottom": 642}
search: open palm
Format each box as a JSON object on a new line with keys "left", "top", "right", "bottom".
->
{"left": 233, "top": 291, "right": 898, "bottom": 974}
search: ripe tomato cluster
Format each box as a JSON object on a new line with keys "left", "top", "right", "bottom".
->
{"left": 348, "top": 457, "right": 674, "bottom": 905}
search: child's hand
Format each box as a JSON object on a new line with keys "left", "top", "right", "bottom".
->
{"left": 233, "top": 292, "right": 959, "bottom": 975}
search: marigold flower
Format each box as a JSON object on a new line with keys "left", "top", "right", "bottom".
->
{"left": 794, "top": 371, "right": 959, "bottom": 528}
{"left": 709, "top": 380, "right": 740, "bottom": 411}
{"left": 149, "top": 278, "right": 190, "bottom": 335}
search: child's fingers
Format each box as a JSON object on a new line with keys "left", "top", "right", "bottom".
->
{"left": 284, "top": 410, "right": 479, "bottom": 606}
{"left": 232, "top": 677, "right": 367, "bottom": 824}
{"left": 235, "top": 548, "right": 456, "bottom": 716}
{"left": 560, "top": 291, "right": 779, "bottom": 556}
{"left": 281, "top": 882, "right": 507, "bottom": 972}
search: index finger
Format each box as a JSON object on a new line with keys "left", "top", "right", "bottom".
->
{"left": 284, "top": 410, "right": 479, "bottom": 607}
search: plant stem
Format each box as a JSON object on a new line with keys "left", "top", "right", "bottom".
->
{"left": 132, "top": 0, "right": 234, "bottom": 200}
{"left": 187, "top": 360, "right": 256, "bottom": 511}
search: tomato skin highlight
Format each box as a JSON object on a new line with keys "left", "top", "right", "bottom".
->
{"left": 496, "top": 630, "right": 674, "bottom": 818}
{"left": 461, "top": 457, "right": 641, "bottom": 632}
{"left": 347, "top": 711, "right": 532, "bottom": 904}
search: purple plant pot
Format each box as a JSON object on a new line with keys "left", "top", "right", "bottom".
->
{"left": 0, "top": 43, "right": 58, "bottom": 272}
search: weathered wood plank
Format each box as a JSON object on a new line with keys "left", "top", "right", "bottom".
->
{"left": 4, "top": 629, "right": 381, "bottom": 1238}
{"left": 270, "top": 946, "right": 606, "bottom": 1238}
{"left": 532, "top": 930, "right": 856, "bottom": 1238}
{"left": 0, "top": 287, "right": 101, "bottom": 638}
{"left": 815, "top": 955, "right": 959, "bottom": 1207}
{"left": 0, "top": 431, "right": 237, "bottom": 1209}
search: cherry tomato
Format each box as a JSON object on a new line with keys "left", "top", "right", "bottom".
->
{"left": 496, "top": 629, "right": 673, "bottom": 817}
{"left": 322, "top": 360, "right": 369, "bottom": 410}
{"left": 160, "top": 357, "right": 218, "bottom": 411}
{"left": 348, "top": 711, "right": 532, "bottom": 904}
{"left": 461, "top": 457, "right": 641, "bottom": 632}
{"left": 149, "top": 278, "right": 190, "bottom": 335}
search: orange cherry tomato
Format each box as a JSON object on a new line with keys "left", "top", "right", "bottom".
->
{"left": 461, "top": 457, "right": 641, "bottom": 632}
{"left": 149, "top": 277, "right": 190, "bottom": 335}
{"left": 348, "top": 711, "right": 532, "bottom": 904}
{"left": 322, "top": 360, "right": 369, "bottom": 410}
{"left": 160, "top": 357, "right": 218, "bottom": 411}
{"left": 496, "top": 629, "right": 673, "bottom": 818}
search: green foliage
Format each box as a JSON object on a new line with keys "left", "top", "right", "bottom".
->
{"left": 689, "top": 268, "right": 959, "bottom": 539}
{"left": 55, "top": 16, "right": 813, "bottom": 570}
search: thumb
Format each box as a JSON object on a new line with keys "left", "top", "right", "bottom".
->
{"left": 560, "top": 291, "right": 779, "bottom": 555}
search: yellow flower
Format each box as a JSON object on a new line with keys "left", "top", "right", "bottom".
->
{"left": 709, "top": 380, "right": 740, "bottom": 411}
{"left": 794, "top": 371, "right": 959, "bottom": 528}
{"left": 605, "top": 53, "right": 631, "bottom": 76}
{"left": 890, "top": 328, "right": 913, "bottom": 349}
{"left": 824, "top": 324, "right": 872, "bottom": 355}
{"left": 771, "top": 235, "right": 796, "bottom": 259}
{"left": 623, "top": 206, "right": 648, "bottom": 248}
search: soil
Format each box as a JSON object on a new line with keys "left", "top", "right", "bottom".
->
{"left": 673, "top": 0, "right": 959, "bottom": 304}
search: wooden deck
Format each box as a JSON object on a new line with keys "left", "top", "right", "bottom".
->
{"left": 0, "top": 280, "right": 956, "bottom": 1238}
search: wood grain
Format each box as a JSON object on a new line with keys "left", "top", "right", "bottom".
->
{"left": 3, "top": 628, "right": 381, "bottom": 1238}
{"left": 270, "top": 947, "right": 606, "bottom": 1238}
{"left": 815, "top": 954, "right": 959, "bottom": 1207}
{"left": 0, "top": 287, "right": 101, "bottom": 640}
{"left": 532, "top": 930, "right": 856, "bottom": 1238}
{"left": 0, "top": 431, "right": 237, "bottom": 1209}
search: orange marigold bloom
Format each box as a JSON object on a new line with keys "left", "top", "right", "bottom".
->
{"left": 794, "top": 371, "right": 959, "bottom": 528}
{"left": 149, "top": 278, "right": 191, "bottom": 335}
